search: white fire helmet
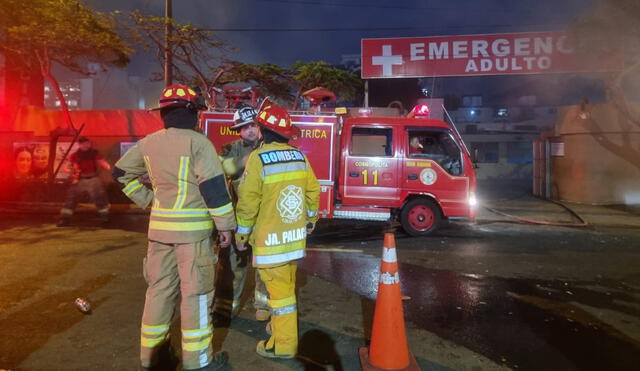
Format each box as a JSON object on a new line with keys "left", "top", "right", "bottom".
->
{"left": 231, "top": 105, "right": 258, "bottom": 130}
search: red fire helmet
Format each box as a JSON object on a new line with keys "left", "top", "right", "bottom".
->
{"left": 150, "top": 84, "right": 201, "bottom": 111}
{"left": 256, "top": 104, "right": 300, "bottom": 139}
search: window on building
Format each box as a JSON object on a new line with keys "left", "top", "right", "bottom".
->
{"left": 44, "top": 80, "right": 81, "bottom": 110}
{"left": 518, "top": 95, "right": 537, "bottom": 106}
{"left": 513, "top": 125, "right": 536, "bottom": 131}
{"left": 496, "top": 108, "right": 508, "bottom": 117}
{"left": 351, "top": 127, "right": 393, "bottom": 156}
{"left": 470, "top": 142, "right": 499, "bottom": 163}
{"left": 462, "top": 95, "right": 482, "bottom": 107}
{"left": 506, "top": 142, "right": 532, "bottom": 164}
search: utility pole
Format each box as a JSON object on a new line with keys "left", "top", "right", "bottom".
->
{"left": 164, "top": 0, "right": 173, "bottom": 86}
{"left": 364, "top": 80, "right": 369, "bottom": 108}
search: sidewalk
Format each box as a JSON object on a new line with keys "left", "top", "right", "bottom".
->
{"left": 475, "top": 179, "right": 640, "bottom": 229}
{"left": 477, "top": 196, "right": 640, "bottom": 229}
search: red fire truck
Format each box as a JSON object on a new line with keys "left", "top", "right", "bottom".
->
{"left": 201, "top": 106, "right": 477, "bottom": 236}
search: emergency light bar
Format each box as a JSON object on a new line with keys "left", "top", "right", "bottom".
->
{"left": 358, "top": 108, "right": 372, "bottom": 117}
{"left": 412, "top": 104, "right": 430, "bottom": 117}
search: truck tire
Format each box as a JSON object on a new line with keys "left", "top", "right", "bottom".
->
{"left": 400, "top": 198, "right": 441, "bottom": 236}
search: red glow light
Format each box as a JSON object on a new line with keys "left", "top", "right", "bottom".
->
{"left": 412, "top": 104, "right": 430, "bottom": 117}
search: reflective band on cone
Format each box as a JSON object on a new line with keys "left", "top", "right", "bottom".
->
{"left": 382, "top": 246, "right": 397, "bottom": 263}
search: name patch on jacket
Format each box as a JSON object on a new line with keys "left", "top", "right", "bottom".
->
{"left": 259, "top": 150, "right": 304, "bottom": 165}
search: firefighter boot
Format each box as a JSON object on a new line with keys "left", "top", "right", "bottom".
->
{"left": 139, "top": 341, "right": 179, "bottom": 371}
{"left": 186, "top": 352, "right": 229, "bottom": 371}
{"left": 256, "top": 340, "right": 294, "bottom": 360}
{"left": 99, "top": 210, "right": 110, "bottom": 227}
{"left": 56, "top": 216, "right": 71, "bottom": 227}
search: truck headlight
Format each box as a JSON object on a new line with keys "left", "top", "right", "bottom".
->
{"left": 468, "top": 192, "right": 478, "bottom": 207}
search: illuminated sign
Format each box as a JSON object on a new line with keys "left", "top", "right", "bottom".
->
{"left": 361, "top": 31, "right": 623, "bottom": 78}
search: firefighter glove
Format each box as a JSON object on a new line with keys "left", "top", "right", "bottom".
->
{"left": 306, "top": 222, "right": 315, "bottom": 234}
{"left": 236, "top": 232, "right": 249, "bottom": 251}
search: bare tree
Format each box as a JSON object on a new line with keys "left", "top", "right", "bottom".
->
{"left": 1, "top": 0, "right": 132, "bottom": 181}
{"left": 569, "top": 0, "right": 640, "bottom": 127}
{"left": 126, "top": 11, "right": 233, "bottom": 96}
{"left": 1, "top": 0, "right": 131, "bottom": 130}
{"left": 569, "top": 0, "right": 640, "bottom": 169}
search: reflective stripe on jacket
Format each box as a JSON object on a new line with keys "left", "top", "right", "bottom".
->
{"left": 236, "top": 142, "right": 320, "bottom": 268}
{"left": 114, "top": 128, "right": 236, "bottom": 243}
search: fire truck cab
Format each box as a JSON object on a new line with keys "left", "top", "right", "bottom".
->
{"left": 201, "top": 108, "right": 477, "bottom": 236}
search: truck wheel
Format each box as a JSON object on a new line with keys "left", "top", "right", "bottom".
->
{"left": 400, "top": 198, "right": 441, "bottom": 236}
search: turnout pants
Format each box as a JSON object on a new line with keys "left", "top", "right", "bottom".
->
{"left": 258, "top": 261, "right": 298, "bottom": 356}
{"left": 215, "top": 241, "right": 269, "bottom": 317}
{"left": 140, "top": 237, "right": 217, "bottom": 370}
{"left": 60, "top": 177, "right": 109, "bottom": 217}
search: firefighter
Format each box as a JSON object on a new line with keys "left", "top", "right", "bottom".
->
{"left": 57, "top": 136, "right": 111, "bottom": 227}
{"left": 409, "top": 136, "right": 424, "bottom": 155}
{"left": 113, "top": 84, "right": 235, "bottom": 371}
{"left": 235, "top": 103, "right": 320, "bottom": 359}
{"left": 215, "top": 102, "right": 270, "bottom": 322}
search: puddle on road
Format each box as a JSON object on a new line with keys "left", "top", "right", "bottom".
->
{"left": 299, "top": 251, "right": 640, "bottom": 371}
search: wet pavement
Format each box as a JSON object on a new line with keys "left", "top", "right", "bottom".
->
{"left": 1, "top": 194, "right": 639, "bottom": 370}
{"left": 301, "top": 247, "right": 640, "bottom": 370}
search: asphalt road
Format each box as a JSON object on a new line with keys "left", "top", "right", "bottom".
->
{"left": 0, "top": 207, "right": 639, "bottom": 371}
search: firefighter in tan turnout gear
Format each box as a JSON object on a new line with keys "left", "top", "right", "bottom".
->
{"left": 235, "top": 102, "right": 320, "bottom": 359}
{"left": 113, "top": 84, "right": 234, "bottom": 371}
{"left": 215, "top": 102, "right": 270, "bottom": 322}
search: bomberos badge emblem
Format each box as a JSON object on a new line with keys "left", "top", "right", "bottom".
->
{"left": 420, "top": 168, "right": 437, "bottom": 185}
{"left": 277, "top": 185, "right": 303, "bottom": 223}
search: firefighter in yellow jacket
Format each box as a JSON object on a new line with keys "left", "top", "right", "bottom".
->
{"left": 113, "top": 84, "right": 234, "bottom": 371}
{"left": 235, "top": 102, "right": 320, "bottom": 359}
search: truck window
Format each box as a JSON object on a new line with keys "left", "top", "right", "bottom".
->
{"left": 408, "top": 130, "right": 462, "bottom": 175}
{"left": 351, "top": 127, "right": 392, "bottom": 156}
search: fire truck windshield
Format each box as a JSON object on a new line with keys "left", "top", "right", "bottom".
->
{"left": 408, "top": 130, "right": 462, "bottom": 175}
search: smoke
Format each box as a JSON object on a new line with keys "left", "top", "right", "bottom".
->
{"left": 624, "top": 191, "right": 640, "bottom": 205}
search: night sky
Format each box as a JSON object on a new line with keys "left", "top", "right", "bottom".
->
{"left": 84, "top": 0, "right": 608, "bottom": 105}
{"left": 87, "top": 0, "right": 600, "bottom": 68}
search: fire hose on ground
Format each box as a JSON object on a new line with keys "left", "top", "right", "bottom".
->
{"left": 483, "top": 198, "right": 589, "bottom": 228}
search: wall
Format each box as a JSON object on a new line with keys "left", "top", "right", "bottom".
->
{"left": 551, "top": 103, "right": 640, "bottom": 204}
{"left": 462, "top": 133, "right": 535, "bottom": 180}
{"left": 0, "top": 107, "right": 163, "bottom": 202}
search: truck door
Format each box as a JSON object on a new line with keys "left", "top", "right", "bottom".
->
{"left": 340, "top": 126, "right": 399, "bottom": 206}
{"left": 403, "top": 128, "right": 470, "bottom": 216}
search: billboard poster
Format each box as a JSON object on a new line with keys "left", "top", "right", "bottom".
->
{"left": 12, "top": 142, "right": 79, "bottom": 181}
{"left": 361, "top": 31, "right": 624, "bottom": 79}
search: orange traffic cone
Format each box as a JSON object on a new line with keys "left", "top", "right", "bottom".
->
{"left": 359, "top": 233, "right": 420, "bottom": 371}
